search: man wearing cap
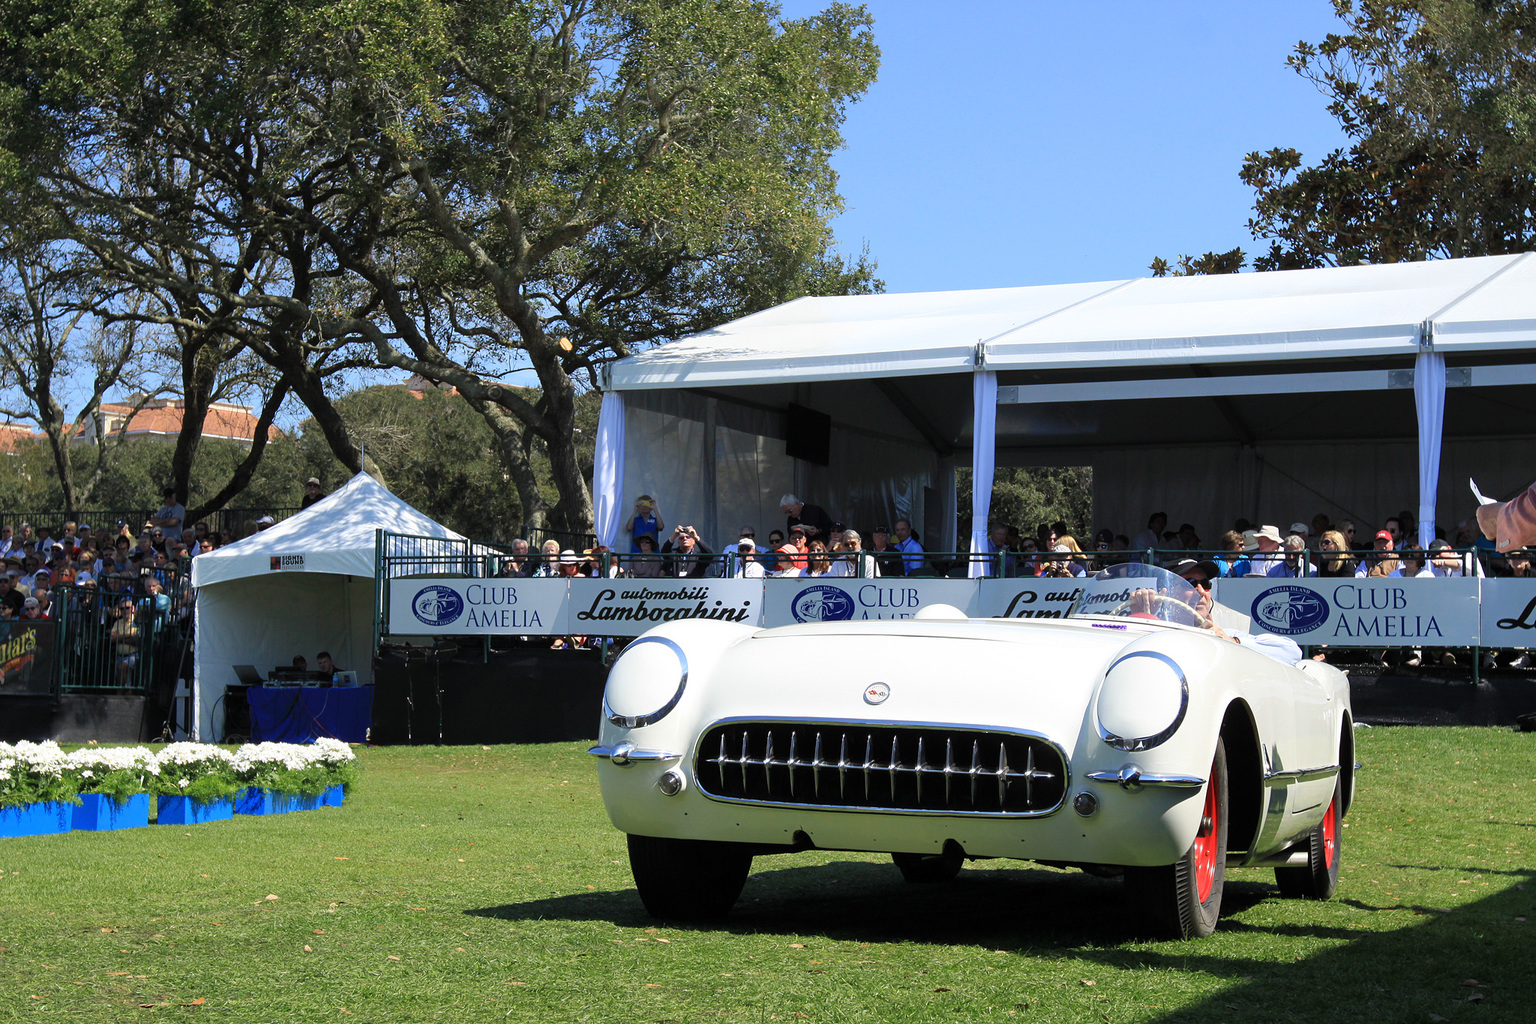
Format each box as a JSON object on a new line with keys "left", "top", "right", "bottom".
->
{"left": 301, "top": 477, "right": 326, "bottom": 510}
{"left": 732, "top": 538, "right": 766, "bottom": 579}
{"left": 1356, "top": 530, "right": 1400, "bottom": 577}
{"left": 256, "top": 515, "right": 276, "bottom": 530}
{"left": 775, "top": 526, "right": 810, "bottom": 573}
{"left": 870, "top": 525, "right": 904, "bottom": 578}
{"left": 151, "top": 487, "right": 185, "bottom": 533}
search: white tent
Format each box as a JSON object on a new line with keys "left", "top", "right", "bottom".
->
{"left": 594, "top": 253, "right": 1536, "bottom": 558}
{"left": 190, "top": 472, "right": 464, "bottom": 740}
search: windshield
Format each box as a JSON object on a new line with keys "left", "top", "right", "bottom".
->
{"left": 1069, "top": 562, "right": 1211, "bottom": 629}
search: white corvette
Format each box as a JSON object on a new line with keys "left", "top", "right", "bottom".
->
{"left": 591, "top": 564, "right": 1353, "bottom": 938}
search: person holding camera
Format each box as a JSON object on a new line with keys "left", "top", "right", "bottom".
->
{"left": 625, "top": 495, "right": 664, "bottom": 552}
{"left": 661, "top": 524, "right": 714, "bottom": 578}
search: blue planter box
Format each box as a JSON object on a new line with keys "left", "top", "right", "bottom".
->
{"left": 156, "top": 795, "right": 234, "bottom": 826}
{"left": 236, "top": 788, "right": 286, "bottom": 816}
{"left": 73, "top": 793, "right": 150, "bottom": 831}
{"left": 322, "top": 785, "right": 344, "bottom": 808}
{"left": 0, "top": 801, "right": 73, "bottom": 838}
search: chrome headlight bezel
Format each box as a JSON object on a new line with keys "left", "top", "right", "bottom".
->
{"left": 1095, "top": 650, "right": 1189, "bottom": 752}
{"left": 603, "top": 635, "right": 690, "bottom": 728}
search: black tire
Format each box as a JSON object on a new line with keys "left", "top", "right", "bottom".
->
{"left": 627, "top": 834, "right": 753, "bottom": 920}
{"left": 1275, "top": 778, "right": 1342, "bottom": 899}
{"left": 892, "top": 846, "right": 964, "bottom": 883}
{"left": 1125, "top": 737, "right": 1228, "bottom": 939}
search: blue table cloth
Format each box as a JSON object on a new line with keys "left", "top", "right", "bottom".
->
{"left": 248, "top": 686, "right": 372, "bottom": 743}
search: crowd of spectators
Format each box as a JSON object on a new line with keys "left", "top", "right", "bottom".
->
{"left": 498, "top": 494, "right": 1530, "bottom": 587}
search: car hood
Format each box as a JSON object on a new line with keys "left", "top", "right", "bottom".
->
{"left": 688, "top": 617, "right": 1153, "bottom": 741}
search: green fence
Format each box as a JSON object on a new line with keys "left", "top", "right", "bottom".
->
{"left": 51, "top": 571, "right": 191, "bottom": 695}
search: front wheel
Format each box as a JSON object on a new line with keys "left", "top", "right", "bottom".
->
{"left": 1125, "top": 737, "right": 1228, "bottom": 939}
{"left": 627, "top": 834, "right": 753, "bottom": 920}
{"left": 1276, "top": 779, "right": 1342, "bottom": 899}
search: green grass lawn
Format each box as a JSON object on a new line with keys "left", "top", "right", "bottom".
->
{"left": 1, "top": 727, "right": 1533, "bottom": 1022}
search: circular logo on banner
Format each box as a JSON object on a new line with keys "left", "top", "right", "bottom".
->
{"left": 411, "top": 585, "right": 465, "bottom": 627}
{"left": 1250, "top": 585, "right": 1330, "bottom": 635}
{"left": 791, "top": 585, "right": 856, "bottom": 623}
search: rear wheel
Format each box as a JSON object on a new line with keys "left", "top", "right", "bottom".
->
{"left": 627, "top": 834, "right": 753, "bottom": 920}
{"left": 1276, "top": 779, "right": 1342, "bottom": 899}
{"left": 1125, "top": 737, "right": 1228, "bottom": 939}
{"left": 892, "top": 845, "right": 964, "bottom": 883}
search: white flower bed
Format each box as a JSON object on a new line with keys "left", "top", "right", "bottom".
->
{"left": 3, "top": 740, "right": 358, "bottom": 810}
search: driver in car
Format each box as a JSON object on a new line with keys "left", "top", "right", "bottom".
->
{"left": 1171, "top": 558, "right": 1306, "bottom": 665}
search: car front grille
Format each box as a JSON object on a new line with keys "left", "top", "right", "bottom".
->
{"left": 695, "top": 721, "right": 1067, "bottom": 815}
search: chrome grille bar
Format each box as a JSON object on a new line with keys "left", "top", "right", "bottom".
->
{"left": 697, "top": 722, "right": 1066, "bottom": 816}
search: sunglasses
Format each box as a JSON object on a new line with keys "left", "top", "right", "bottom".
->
{"left": 1187, "top": 578, "right": 1211, "bottom": 590}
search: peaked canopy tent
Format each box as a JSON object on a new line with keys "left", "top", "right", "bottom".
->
{"left": 593, "top": 253, "right": 1536, "bottom": 563}
{"left": 190, "top": 472, "right": 465, "bottom": 741}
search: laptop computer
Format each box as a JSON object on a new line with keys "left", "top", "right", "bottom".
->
{"left": 233, "top": 665, "right": 265, "bottom": 687}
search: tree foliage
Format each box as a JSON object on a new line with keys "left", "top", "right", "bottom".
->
{"left": 1242, "top": 0, "right": 1536, "bottom": 269}
{"left": 0, "top": 0, "right": 880, "bottom": 531}
{"left": 956, "top": 467, "right": 1094, "bottom": 544}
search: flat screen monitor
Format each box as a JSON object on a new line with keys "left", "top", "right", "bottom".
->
{"left": 785, "top": 403, "right": 832, "bottom": 466}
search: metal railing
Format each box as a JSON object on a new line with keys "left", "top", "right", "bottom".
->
{"left": 50, "top": 569, "right": 192, "bottom": 694}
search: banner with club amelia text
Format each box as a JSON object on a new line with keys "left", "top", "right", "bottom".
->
{"left": 1212, "top": 577, "right": 1482, "bottom": 647}
{"left": 384, "top": 575, "right": 1535, "bottom": 647}
{"left": 388, "top": 578, "right": 571, "bottom": 635}
{"left": 760, "top": 577, "right": 979, "bottom": 625}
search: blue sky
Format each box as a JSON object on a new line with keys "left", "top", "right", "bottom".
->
{"left": 780, "top": 1, "right": 1352, "bottom": 292}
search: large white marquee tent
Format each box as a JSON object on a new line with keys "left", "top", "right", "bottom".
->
{"left": 190, "top": 472, "right": 464, "bottom": 740}
{"left": 592, "top": 253, "right": 1536, "bottom": 564}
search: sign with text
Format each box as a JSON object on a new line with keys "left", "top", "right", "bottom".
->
{"left": 387, "top": 578, "right": 570, "bottom": 635}
{"left": 760, "top": 577, "right": 978, "bottom": 626}
{"left": 976, "top": 579, "right": 1085, "bottom": 620}
{"left": 0, "top": 620, "right": 54, "bottom": 695}
{"left": 568, "top": 579, "right": 762, "bottom": 634}
{"left": 1478, "top": 579, "right": 1536, "bottom": 650}
{"left": 1213, "top": 577, "right": 1481, "bottom": 647}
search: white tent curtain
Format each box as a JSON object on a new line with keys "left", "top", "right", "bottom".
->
{"left": 593, "top": 390, "right": 627, "bottom": 548}
{"left": 969, "top": 369, "right": 998, "bottom": 578}
{"left": 1414, "top": 349, "right": 1447, "bottom": 548}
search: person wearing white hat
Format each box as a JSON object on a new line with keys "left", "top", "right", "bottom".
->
{"left": 256, "top": 515, "right": 276, "bottom": 529}
{"left": 1251, "top": 524, "right": 1287, "bottom": 577}
{"left": 732, "top": 538, "right": 766, "bottom": 579}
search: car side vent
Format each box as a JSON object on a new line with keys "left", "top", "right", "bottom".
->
{"left": 696, "top": 722, "right": 1067, "bottom": 816}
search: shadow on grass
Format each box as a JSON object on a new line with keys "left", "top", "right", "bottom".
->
{"left": 467, "top": 857, "right": 1314, "bottom": 949}
{"left": 1105, "top": 870, "right": 1536, "bottom": 1023}
{"left": 469, "top": 857, "right": 1536, "bottom": 1016}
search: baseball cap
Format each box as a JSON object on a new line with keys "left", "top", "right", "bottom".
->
{"left": 256, "top": 515, "right": 276, "bottom": 526}
{"left": 1374, "top": 530, "right": 1393, "bottom": 543}
{"left": 306, "top": 477, "right": 320, "bottom": 486}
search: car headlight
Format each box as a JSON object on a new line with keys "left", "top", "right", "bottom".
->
{"left": 603, "top": 636, "right": 689, "bottom": 728}
{"left": 1095, "top": 651, "right": 1188, "bottom": 752}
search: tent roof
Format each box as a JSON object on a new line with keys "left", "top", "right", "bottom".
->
{"left": 191, "top": 472, "right": 463, "bottom": 588}
{"left": 609, "top": 252, "right": 1536, "bottom": 390}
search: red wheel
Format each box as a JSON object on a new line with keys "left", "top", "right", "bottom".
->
{"left": 1192, "top": 758, "right": 1222, "bottom": 903}
{"left": 1276, "top": 778, "right": 1342, "bottom": 899}
{"left": 1126, "top": 738, "right": 1228, "bottom": 939}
